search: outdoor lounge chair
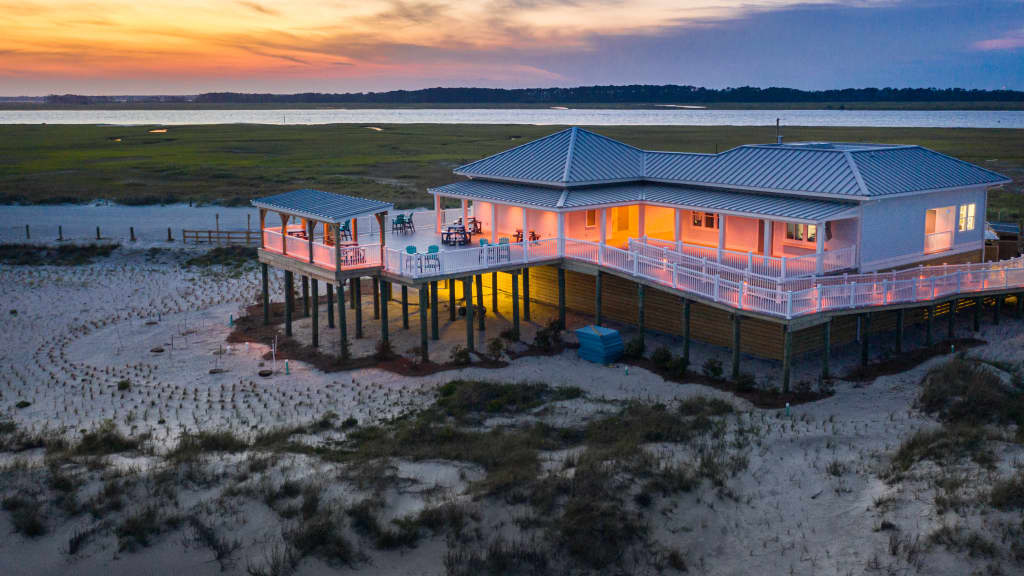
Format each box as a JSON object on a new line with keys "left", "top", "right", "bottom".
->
{"left": 424, "top": 244, "right": 440, "bottom": 272}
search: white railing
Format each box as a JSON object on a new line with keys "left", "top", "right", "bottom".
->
{"left": 386, "top": 238, "right": 561, "bottom": 279}
{"left": 640, "top": 236, "right": 856, "bottom": 278}
{"left": 924, "top": 231, "right": 953, "bottom": 254}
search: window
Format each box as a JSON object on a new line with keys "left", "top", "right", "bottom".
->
{"left": 958, "top": 203, "right": 976, "bottom": 232}
{"left": 785, "top": 223, "right": 818, "bottom": 245}
{"left": 691, "top": 211, "right": 718, "bottom": 229}
{"left": 585, "top": 209, "right": 597, "bottom": 228}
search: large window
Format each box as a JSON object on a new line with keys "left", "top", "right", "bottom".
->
{"left": 958, "top": 203, "right": 976, "bottom": 232}
{"left": 691, "top": 211, "right": 718, "bottom": 229}
{"left": 785, "top": 223, "right": 818, "bottom": 245}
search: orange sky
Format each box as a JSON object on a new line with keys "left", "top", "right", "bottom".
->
{"left": 0, "top": 0, "right": 869, "bottom": 93}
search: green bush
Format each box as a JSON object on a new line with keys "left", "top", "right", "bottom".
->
{"left": 667, "top": 356, "right": 688, "bottom": 379}
{"left": 449, "top": 345, "right": 471, "bottom": 366}
{"left": 486, "top": 338, "right": 505, "bottom": 361}
{"left": 623, "top": 336, "right": 645, "bottom": 359}
{"left": 701, "top": 358, "right": 723, "bottom": 380}
{"left": 650, "top": 346, "right": 672, "bottom": 369}
{"left": 735, "top": 372, "right": 756, "bottom": 392}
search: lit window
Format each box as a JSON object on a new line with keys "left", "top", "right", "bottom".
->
{"left": 786, "top": 223, "right": 818, "bottom": 244}
{"left": 692, "top": 211, "right": 718, "bottom": 229}
{"left": 585, "top": 209, "right": 597, "bottom": 228}
{"left": 958, "top": 203, "right": 976, "bottom": 231}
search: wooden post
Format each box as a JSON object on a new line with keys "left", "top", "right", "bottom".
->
{"left": 284, "top": 271, "right": 294, "bottom": 337}
{"left": 731, "top": 314, "right": 741, "bottom": 380}
{"left": 96, "top": 226, "right": 101, "bottom": 240}
{"left": 522, "top": 268, "right": 531, "bottom": 321}
{"left": 1016, "top": 293, "right": 1023, "bottom": 320}
{"left": 302, "top": 276, "right": 310, "bottom": 317}
{"left": 401, "top": 285, "right": 409, "bottom": 329}
{"left": 973, "top": 297, "right": 982, "bottom": 332}
{"left": 448, "top": 279, "right": 456, "bottom": 321}
{"left": 24, "top": 224, "right": 29, "bottom": 239}
{"left": 464, "top": 277, "right": 474, "bottom": 352}
{"left": 59, "top": 225, "right": 63, "bottom": 242}
{"left": 380, "top": 279, "right": 389, "bottom": 345}
{"left": 895, "top": 309, "right": 905, "bottom": 353}
{"left": 491, "top": 272, "right": 498, "bottom": 316}
{"left": 354, "top": 277, "right": 363, "bottom": 339}
{"left": 430, "top": 281, "right": 439, "bottom": 340}
{"left": 476, "top": 275, "right": 484, "bottom": 331}
{"left": 372, "top": 277, "right": 380, "bottom": 319}
{"left": 557, "top": 267, "right": 566, "bottom": 329}
{"left": 637, "top": 283, "right": 645, "bottom": 347}
{"left": 682, "top": 298, "right": 691, "bottom": 365}
{"left": 350, "top": 277, "right": 356, "bottom": 309}
{"left": 860, "top": 313, "right": 871, "bottom": 367}
{"left": 337, "top": 280, "right": 348, "bottom": 360}
{"left": 419, "top": 286, "right": 429, "bottom": 363}
{"left": 511, "top": 271, "right": 520, "bottom": 341}
{"left": 326, "top": 283, "right": 335, "bottom": 329}
{"left": 261, "top": 263, "right": 270, "bottom": 325}
{"left": 311, "top": 279, "right": 319, "bottom": 348}
{"left": 993, "top": 295, "right": 1001, "bottom": 325}
{"left": 948, "top": 299, "right": 957, "bottom": 339}
{"left": 595, "top": 271, "right": 603, "bottom": 326}
{"left": 130, "top": 227, "right": 135, "bottom": 242}
{"left": 782, "top": 326, "right": 792, "bottom": 393}
{"left": 821, "top": 320, "right": 831, "bottom": 380}
{"left": 166, "top": 227, "right": 172, "bottom": 242}
{"left": 927, "top": 305, "right": 936, "bottom": 346}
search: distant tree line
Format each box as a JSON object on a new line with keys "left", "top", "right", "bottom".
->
{"left": 192, "top": 86, "right": 1024, "bottom": 104}
{"left": 44, "top": 86, "right": 1024, "bottom": 105}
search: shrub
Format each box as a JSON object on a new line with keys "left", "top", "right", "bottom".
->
{"left": 701, "top": 358, "right": 723, "bottom": 380}
{"left": 532, "top": 320, "right": 562, "bottom": 352}
{"left": 374, "top": 339, "right": 393, "bottom": 360}
{"left": 486, "top": 338, "right": 505, "bottom": 362}
{"left": 623, "top": 336, "right": 645, "bottom": 359}
{"left": 650, "top": 346, "right": 672, "bottom": 369}
{"left": 2, "top": 495, "right": 46, "bottom": 537}
{"left": 919, "top": 359, "right": 1023, "bottom": 427}
{"left": 735, "top": 372, "right": 756, "bottom": 392}
{"left": 117, "top": 379, "right": 131, "bottom": 391}
{"left": 990, "top": 472, "right": 1024, "bottom": 510}
{"left": 667, "top": 356, "right": 688, "bottom": 379}
{"left": 74, "top": 420, "right": 139, "bottom": 455}
{"left": 449, "top": 345, "right": 471, "bottom": 366}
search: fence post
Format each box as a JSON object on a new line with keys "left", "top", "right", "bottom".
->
{"left": 882, "top": 279, "right": 888, "bottom": 304}
{"left": 167, "top": 227, "right": 172, "bottom": 242}
{"left": 25, "top": 225, "right": 29, "bottom": 240}
{"left": 786, "top": 291, "right": 793, "bottom": 318}
{"left": 58, "top": 225, "right": 63, "bottom": 242}
{"left": 849, "top": 282, "right": 855, "bottom": 308}
{"left": 523, "top": 240, "right": 528, "bottom": 263}
{"left": 672, "top": 263, "right": 678, "bottom": 289}
{"left": 931, "top": 276, "right": 937, "bottom": 298}
{"left": 96, "top": 226, "right": 101, "bottom": 240}
{"left": 817, "top": 287, "right": 823, "bottom": 312}
{"left": 747, "top": 251, "right": 753, "bottom": 271}
{"left": 130, "top": 227, "right": 136, "bottom": 242}
{"left": 714, "top": 276, "right": 720, "bottom": 301}
{"left": 781, "top": 257, "right": 787, "bottom": 278}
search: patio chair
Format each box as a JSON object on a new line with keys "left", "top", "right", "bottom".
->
{"left": 392, "top": 214, "right": 406, "bottom": 233}
{"left": 498, "top": 237, "right": 511, "bottom": 261}
{"left": 339, "top": 221, "right": 351, "bottom": 240}
{"left": 406, "top": 213, "right": 416, "bottom": 231}
{"left": 424, "top": 245, "right": 440, "bottom": 271}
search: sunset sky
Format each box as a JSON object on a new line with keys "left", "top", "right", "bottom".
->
{"left": 1, "top": 0, "right": 1021, "bottom": 95}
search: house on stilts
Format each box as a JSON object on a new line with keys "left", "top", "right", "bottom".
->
{"left": 252, "top": 127, "right": 1020, "bottom": 388}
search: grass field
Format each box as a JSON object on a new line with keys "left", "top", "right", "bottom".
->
{"left": 0, "top": 124, "right": 1021, "bottom": 219}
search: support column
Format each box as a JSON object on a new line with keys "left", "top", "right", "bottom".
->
{"left": 434, "top": 194, "right": 442, "bottom": 234}
{"left": 673, "top": 208, "right": 680, "bottom": 243}
{"left": 430, "top": 281, "right": 439, "bottom": 340}
{"left": 927, "top": 305, "right": 936, "bottom": 346}
{"left": 372, "top": 277, "right": 380, "bottom": 319}
{"left": 637, "top": 283, "right": 645, "bottom": 347}
{"left": 599, "top": 208, "right": 607, "bottom": 247}
{"left": 448, "top": 279, "right": 456, "bottom": 321}
{"left": 463, "top": 277, "right": 474, "bottom": 352}
{"left": 557, "top": 267, "right": 566, "bottom": 329}
{"left": 476, "top": 275, "right": 485, "bottom": 331}
{"left": 731, "top": 314, "right": 741, "bottom": 380}
{"left": 595, "top": 271, "right": 603, "bottom": 326}
{"left": 350, "top": 277, "right": 356, "bottom": 309}
{"left": 462, "top": 199, "right": 469, "bottom": 223}
{"left": 895, "top": 309, "right": 905, "bottom": 353}
{"left": 948, "top": 299, "right": 957, "bottom": 339}
{"left": 401, "top": 285, "right": 409, "bottom": 329}
{"left": 491, "top": 272, "right": 498, "bottom": 316}
{"left": 354, "top": 277, "right": 363, "bottom": 339}
{"left": 973, "top": 297, "right": 982, "bottom": 332}
{"left": 993, "top": 295, "right": 1002, "bottom": 325}
{"left": 511, "top": 271, "right": 520, "bottom": 341}
{"left": 337, "top": 279, "right": 348, "bottom": 360}
{"left": 638, "top": 205, "right": 646, "bottom": 239}
{"left": 717, "top": 214, "right": 725, "bottom": 261}
{"left": 682, "top": 298, "right": 691, "bottom": 365}
{"left": 379, "top": 279, "right": 389, "bottom": 345}
{"left": 763, "top": 220, "right": 772, "bottom": 257}
{"left": 860, "top": 313, "right": 871, "bottom": 367}
{"left": 490, "top": 204, "right": 497, "bottom": 244}
{"left": 302, "top": 276, "right": 310, "bottom": 317}
{"left": 1016, "top": 293, "right": 1023, "bottom": 319}
{"left": 821, "top": 320, "right": 831, "bottom": 380}
{"left": 284, "top": 271, "right": 294, "bottom": 337}
{"left": 261, "top": 263, "right": 270, "bottom": 325}
{"left": 523, "top": 268, "right": 531, "bottom": 321}
{"left": 815, "top": 221, "right": 825, "bottom": 275}
{"left": 782, "top": 326, "right": 792, "bottom": 394}
{"left": 557, "top": 212, "right": 565, "bottom": 256}
{"left": 326, "top": 283, "right": 335, "bottom": 328}
{"left": 311, "top": 279, "right": 319, "bottom": 348}
{"left": 419, "top": 286, "right": 429, "bottom": 363}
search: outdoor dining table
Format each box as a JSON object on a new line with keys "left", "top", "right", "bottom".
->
{"left": 442, "top": 225, "right": 470, "bottom": 246}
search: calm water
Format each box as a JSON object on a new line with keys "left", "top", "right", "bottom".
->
{"left": 0, "top": 108, "right": 1022, "bottom": 128}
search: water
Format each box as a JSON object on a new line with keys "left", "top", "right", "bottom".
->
{"left": 0, "top": 108, "right": 1022, "bottom": 128}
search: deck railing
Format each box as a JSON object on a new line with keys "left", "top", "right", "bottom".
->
{"left": 262, "top": 228, "right": 381, "bottom": 270}
{"left": 924, "top": 231, "right": 954, "bottom": 254}
{"left": 638, "top": 236, "right": 856, "bottom": 278}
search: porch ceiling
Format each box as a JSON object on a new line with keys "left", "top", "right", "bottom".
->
{"left": 252, "top": 189, "right": 394, "bottom": 224}
{"left": 431, "top": 180, "right": 858, "bottom": 222}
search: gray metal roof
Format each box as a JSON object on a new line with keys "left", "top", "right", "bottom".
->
{"left": 453, "top": 128, "right": 1010, "bottom": 198}
{"left": 432, "top": 180, "right": 857, "bottom": 222}
{"left": 455, "top": 127, "right": 643, "bottom": 186}
{"left": 252, "top": 189, "right": 393, "bottom": 223}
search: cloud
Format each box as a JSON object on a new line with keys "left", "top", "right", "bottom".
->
{"left": 972, "top": 27, "right": 1024, "bottom": 51}
{"left": 235, "top": 1, "right": 278, "bottom": 16}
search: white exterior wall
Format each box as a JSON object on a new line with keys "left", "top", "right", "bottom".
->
{"left": 859, "top": 187, "right": 987, "bottom": 271}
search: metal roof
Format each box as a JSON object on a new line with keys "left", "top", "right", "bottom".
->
{"left": 455, "top": 127, "right": 643, "bottom": 186}
{"left": 453, "top": 128, "right": 1010, "bottom": 198}
{"left": 252, "top": 189, "right": 393, "bottom": 224}
{"left": 432, "top": 180, "right": 857, "bottom": 222}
